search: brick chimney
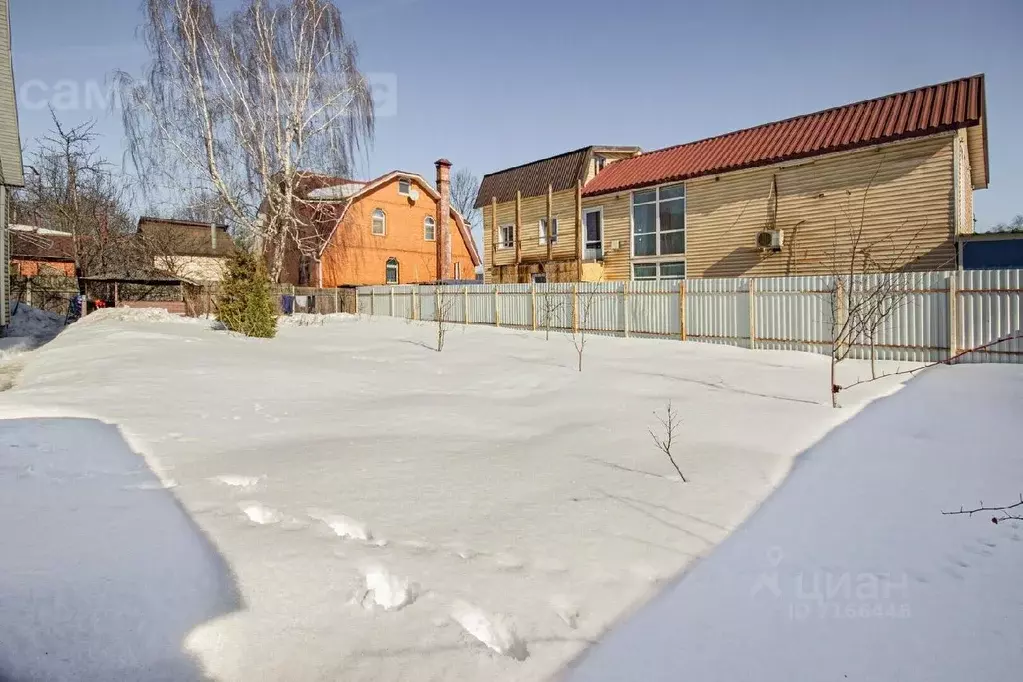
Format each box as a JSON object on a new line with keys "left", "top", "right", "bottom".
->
{"left": 435, "top": 158, "right": 452, "bottom": 281}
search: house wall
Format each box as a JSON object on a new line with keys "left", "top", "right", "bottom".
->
{"left": 12, "top": 259, "right": 76, "bottom": 277}
{"left": 579, "top": 132, "right": 958, "bottom": 280}
{"left": 955, "top": 128, "right": 974, "bottom": 235}
{"left": 320, "top": 177, "right": 476, "bottom": 286}
{"left": 482, "top": 188, "right": 580, "bottom": 283}
{"left": 154, "top": 255, "right": 228, "bottom": 283}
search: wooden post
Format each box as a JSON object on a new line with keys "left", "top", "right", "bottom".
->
{"left": 948, "top": 273, "right": 958, "bottom": 362}
{"left": 623, "top": 282, "right": 630, "bottom": 338}
{"left": 572, "top": 283, "right": 579, "bottom": 333}
{"left": 575, "top": 180, "right": 583, "bottom": 281}
{"left": 412, "top": 286, "right": 418, "bottom": 320}
{"left": 531, "top": 283, "right": 537, "bottom": 330}
{"left": 390, "top": 287, "right": 395, "bottom": 317}
{"left": 515, "top": 190, "right": 522, "bottom": 270}
{"left": 333, "top": 288, "right": 339, "bottom": 314}
{"left": 463, "top": 286, "right": 470, "bottom": 325}
{"left": 370, "top": 290, "right": 375, "bottom": 316}
{"left": 113, "top": 281, "right": 119, "bottom": 308}
{"left": 491, "top": 196, "right": 499, "bottom": 278}
{"left": 679, "top": 280, "right": 687, "bottom": 341}
{"left": 546, "top": 184, "right": 554, "bottom": 265}
{"left": 494, "top": 286, "right": 501, "bottom": 327}
{"left": 748, "top": 278, "right": 757, "bottom": 350}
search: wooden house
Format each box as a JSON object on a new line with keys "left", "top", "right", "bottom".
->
{"left": 276, "top": 160, "right": 481, "bottom": 287}
{"left": 478, "top": 75, "right": 988, "bottom": 283}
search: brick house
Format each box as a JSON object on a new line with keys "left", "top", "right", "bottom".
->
{"left": 9, "top": 225, "right": 76, "bottom": 276}
{"left": 275, "top": 160, "right": 481, "bottom": 286}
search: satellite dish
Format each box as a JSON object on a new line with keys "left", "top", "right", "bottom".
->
{"left": 408, "top": 188, "right": 420, "bottom": 202}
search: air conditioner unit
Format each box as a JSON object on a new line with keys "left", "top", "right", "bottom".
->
{"left": 756, "top": 229, "right": 783, "bottom": 251}
{"left": 408, "top": 188, "right": 420, "bottom": 202}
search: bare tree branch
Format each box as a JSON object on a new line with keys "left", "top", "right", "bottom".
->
{"left": 649, "top": 400, "right": 686, "bottom": 482}
{"left": 943, "top": 494, "right": 1023, "bottom": 524}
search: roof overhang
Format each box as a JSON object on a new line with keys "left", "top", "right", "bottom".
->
{"left": 0, "top": 0, "right": 23, "bottom": 187}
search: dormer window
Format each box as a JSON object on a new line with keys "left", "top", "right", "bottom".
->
{"left": 594, "top": 155, "right": 607, "bottom": 173}
{"left": 398, "top": 177, "right": 411, "bottom": 195}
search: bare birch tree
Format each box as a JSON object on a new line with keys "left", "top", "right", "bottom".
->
{"left": 569, "top": 284, "right": 600, "bottom": 372}
{"left": 449, "top": 168, "right": 482, "bottom": 242}
{"left": 434, "top": 286, "right": 458, "bottom": 352}
{"left": 117, "top": 0, "right": 374, "bottom": 281}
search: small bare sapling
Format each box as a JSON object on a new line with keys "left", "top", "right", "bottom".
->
{"left": 649, "top": 401, "right": 686, "bottom": 482}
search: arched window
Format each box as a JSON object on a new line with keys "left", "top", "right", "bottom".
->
{"left": 424, "top": 216, "right": 436, "bottom": 241}
{"left": 385, "top": 257, "right": 399, "bottom": 284}
{"left": 371, "top": 208, "right": 386, "bottom": 236}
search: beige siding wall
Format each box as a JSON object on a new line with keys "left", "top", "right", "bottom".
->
{"left": 483, "top": 188, "right": 580, "bottom": 282}
{"left": 683, "top": 132, "right": 957, "bottom": 278}
{"left": 155, "top": 255, "right": 228, "bottom": 283}
{"left": 955, "top": 128, "right": 974, "bottom": 235}
{"left": 582, "top": 192, "right": 631, "bottom": 280}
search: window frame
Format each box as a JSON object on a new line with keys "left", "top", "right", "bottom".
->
{"left": 398, "top": 177, "right": 411, "bottom": 196}
{"left": 582, "top": 206, "right": 604, "bottom": 260}
{"left": 632, "top": 260, "right": 686, "bottom": 281}
{"left": 630, "top": 182, "right": 686, "bottom": 260}
{"left": 498, "top": 224, "right": 515, "bottom": 250}
{"left": 385, "top": 257, "right": 399, "bottom": 284}
{"left": 424, "top": 215, "right": 436, "bottom": 241}
{"left": 371, "top": 208, "right": 386, "bottom": 236}
{"left": 538, "top": 216, "right": 559, "bottom": 246}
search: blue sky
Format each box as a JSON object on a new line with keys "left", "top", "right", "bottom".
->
{"left": 10, "top": 0, "right": 1023, "bottom": 228}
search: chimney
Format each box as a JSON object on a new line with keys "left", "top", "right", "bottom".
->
{"left": 210, "top": 223, "right": 217, "bottom": 250}
{"left": 435, "top": 158, "right": 452, "bottom": 281}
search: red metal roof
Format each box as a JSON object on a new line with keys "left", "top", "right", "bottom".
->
{"left": 582, "top": 75, "right": 985, "bottom": 197}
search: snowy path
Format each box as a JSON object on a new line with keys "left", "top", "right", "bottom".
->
{"left": 564, "top": 365, "right": 1023, "bottom": 681}
{"left": 0, "top": 418, "right": 241, "bottom": 682}
{"left": 0, "top": 311, "right": 930, "bottom": 681}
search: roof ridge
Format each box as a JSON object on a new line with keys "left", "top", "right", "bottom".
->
{"left": 630, "top": 73, "right": 985, "bottom": 162}
{"left": 479, "top": 146, "right": 594, "bottom": 180}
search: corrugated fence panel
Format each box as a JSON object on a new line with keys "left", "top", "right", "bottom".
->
{"left": 958, "top": 269, "right": 1023, "bottom": 364}
{"left": 351, "top": 269, "right": 1023, "bottom": 365}
{"left": 629, "top": 280, "right": 680, "bottom": 337}
{"left": 496, "top": 284, "right": 533, "bottom": 328}
{"left": 686, "top": 277, "right": 750, "bottom": 347}
{"left": 755, "top": 275, "right": 833, "bottom": 355}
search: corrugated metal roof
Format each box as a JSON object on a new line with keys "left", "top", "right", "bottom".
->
{"left": 583, "top": 75, "right": 986, "bottom": 197}
{"left": 474, "top": 147, "right": 593, "bottom": 208}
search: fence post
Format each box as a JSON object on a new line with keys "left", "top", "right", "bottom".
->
{"left": 464, "top": 286, "right": 469, "bottom": 324}
{"left": 390, "top": 287, "right": 395, "bottom": 317}
{"left": 370, "top": 290, "right": 375, "bottom": 316}
{"left": 623, "top": 282, "right": 630, "bottom": 338}
{"left": 947, "top": 273, "right": 958, "bottom": 362}
{"left": 679, "top": 280, "right": 687, "bottom": 341}
{"left": 412, "top": 286, "right": 419, "bottom": 320}
{"left": 572, "top": 284, "right": 579, "bottom": 333}
{"left": 531, "top": 283, "right": 537, "bottom": 330}
{"left": 494, "top": 286, "right": 501, "bottom": 327}
{"left": 748, "top": 278, "right": 757, "bottom": 350}
{"left": 334, "top": 289, "right": 339, "bottom": 314}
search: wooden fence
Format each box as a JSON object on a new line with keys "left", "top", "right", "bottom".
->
{"left": 353, "top": 269, "right": 1023, "bottom": 364}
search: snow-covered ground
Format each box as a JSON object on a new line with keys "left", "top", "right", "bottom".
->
{"left": 565, "top": 364, "right": 1023, "bottom": 681}
{"left": 1, "top": 303, "right": 65, "bottom": 391}
{"left": 0, "top": 309, "right": 986, "bottom": 681}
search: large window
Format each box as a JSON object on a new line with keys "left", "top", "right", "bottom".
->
{"left": 398, "top": 177, "right": 411, "bottom": 195}
{"left": 539, "top": 217, "right": 559, "bottom": 245}
{"left": 632, "top": 183, "right": 685, "bottom": 257}
{"left": 633, "top": 261, "right": 686, "bottom": 281}
{"left": 424, "top": 216, "right": 436, "bottom": 241}
{"left": 372, "top": 208, "right": 386, "bottom": 236}
{"left": 499, "top": 224, "right": 515, "bottom": 249}
{"left": 583, "top": 208, "right": 603, "bottom": 260}
{"left": 385, "top": 257, "right": 399, "bottom": 284}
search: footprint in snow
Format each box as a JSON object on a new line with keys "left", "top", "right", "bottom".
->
{"left": 212, "top": 474, "right": 264, "bottom": 488}
{"left": 240, "top": 502, "right": 283, "bottom": 525}
{"left": 549, "top": 595, "right": 581, "bottom": 629}
{"left": 360, "top": 566, "right": 419, "bottom": 611}
{"left": 308, "top": 510, "right": 384, "bottom": 545}
{"left": 450, "top": 601, "right": 528, "bottom": 661}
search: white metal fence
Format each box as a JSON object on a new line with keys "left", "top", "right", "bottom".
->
{"left": 355, "top": 269, "right": 1023, "bottom": 364}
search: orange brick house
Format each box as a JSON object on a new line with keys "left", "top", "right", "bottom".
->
{"left": 9, "top": 224, "right": 76, "bottom": 276}
{"left": 278, "top": 160, "right": 480, "bottom": 286}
